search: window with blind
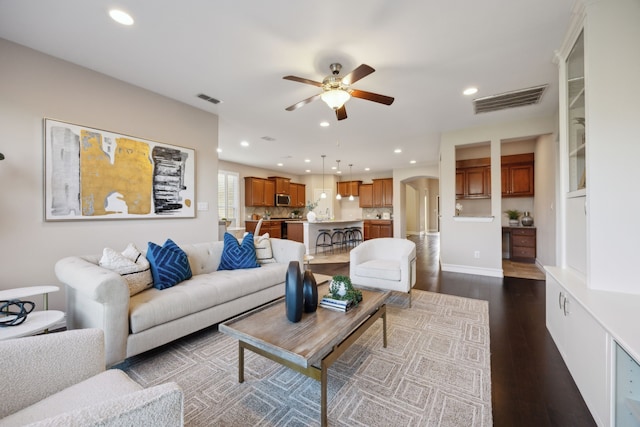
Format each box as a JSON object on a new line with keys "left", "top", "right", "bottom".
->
{"left": 218, "top": 171, "right": 239, "bottom": 224}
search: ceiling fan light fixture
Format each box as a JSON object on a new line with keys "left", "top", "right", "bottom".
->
{"left": 321, "top": 89, "right": 351, "bottom": 110}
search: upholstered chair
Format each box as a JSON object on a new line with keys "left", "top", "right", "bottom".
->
{"left": 0, "top": 329, "right": 183, "bottom": 426}
{"left": 349, "top": 238, "right": 417, "bottom": 306}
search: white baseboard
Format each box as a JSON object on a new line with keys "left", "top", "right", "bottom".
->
{"left": 441, "top": 263, "right": 504, "bottom": 278}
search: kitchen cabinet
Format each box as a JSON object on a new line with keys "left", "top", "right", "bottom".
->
{"left": 455, "top": 158, "right": 491, "bottom": 199}
{"left": 501, "top": 153, "right": 534, "bottom": 197}
{"left": 245, "top": 220, "right": 282, "bottom": 238}
{"left": 371, "top": 178, "right": 393, "bottom": 207}
{"left": 268, "top": 176, "right": 290, "bottom": 195}
{"left": 289, "top": 183, "right": 306, "bottom": 208}
{"left": 359, "top": 183, "right": 373, "bottom": 208}
{"left": 286, "top": 222, "right": 303, "bottom": 243}
{"left": 244, "top": 177, "right": 276, "bottom": 207}
{"left": 336, "top": 180, "right": 362, "bottom": 197}
{"left": 503, "top": 227, "right": 536, "bottom": 263}
{"left": 364, "top": 220, "right": 393, "bottom": 240}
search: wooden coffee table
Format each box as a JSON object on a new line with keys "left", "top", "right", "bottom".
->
{"left": 219, "top": 283, "right": 389, "bottom": 426}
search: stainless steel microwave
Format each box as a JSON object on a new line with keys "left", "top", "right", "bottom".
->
{"left": 275, "top": 193, "right": 291, "bottom": 206}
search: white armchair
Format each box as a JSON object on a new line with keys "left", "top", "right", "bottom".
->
{"left": 350, "top": 238, "right": 417, "bottom": 306}
{"left": 0, "top": 329, "right": 183, "bottom": 426}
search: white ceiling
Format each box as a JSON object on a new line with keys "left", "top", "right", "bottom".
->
{"left": 0, "top": 0, "right": 574, "bottom": 176}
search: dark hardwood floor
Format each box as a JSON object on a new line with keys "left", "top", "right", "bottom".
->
{"left": 312, "top": 234, "right": 596, "bottom": 427}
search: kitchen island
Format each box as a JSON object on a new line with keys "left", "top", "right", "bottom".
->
{"left": 286, "top": 219, "right": 364, "bottom": 255}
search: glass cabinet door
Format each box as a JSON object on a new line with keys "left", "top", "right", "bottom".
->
{"left": 567, "top": 30, "right": 586, "bottom": 193}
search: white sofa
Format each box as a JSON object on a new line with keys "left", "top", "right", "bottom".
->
{"left": 350, "top": 238, "right": 417, "bottom": 304}
{"left": 0, "top": 329, "right": 183, "bottom": 426}
{"left": 55, "top": 238, "right": 305, "bottom": 367}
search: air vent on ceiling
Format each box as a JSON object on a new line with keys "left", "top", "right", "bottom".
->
{"left": 473, "top": 84, "right": 547, "bottom": 114}
{"left": 197, "top": 93, "right": 222, "bottom": 104}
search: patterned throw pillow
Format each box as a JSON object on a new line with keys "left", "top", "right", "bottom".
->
{"left": 99, "top": 243, "right": 153, "bottom": 296}
{"left": 218, "top": 232, "right": 261, "bottom": 271}
{"left": 146, "top": 239, "right": 193, "bottom": 290}
{"left": 254, "top": 233, "right": 276, "bottom": 264}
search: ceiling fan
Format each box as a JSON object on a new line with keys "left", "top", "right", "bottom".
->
{"left": 283, "top": 63, "right": 394, "bottom": 120}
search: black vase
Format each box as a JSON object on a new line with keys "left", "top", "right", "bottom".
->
{"left": 285, "top": 261, "right": 303, "bottom": 322}
{"left": 302, "top": 269, "right": 318, "bottom": 313}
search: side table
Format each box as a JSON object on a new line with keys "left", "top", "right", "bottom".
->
{"left": 0, "top": 286, "right": 65, "bottom": 341}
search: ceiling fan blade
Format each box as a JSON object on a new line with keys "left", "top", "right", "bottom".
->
{"left": 336, "top": 105, "right": 347, "bottom": 121}
{"left": 342, "top": 64, "right": 375, "bottom": 85}
{"left": 285, "top": 93, "right": 322, "bottom": 111}
{"left": 350, "top": 89, "right": 395, "bottom": 105}
{"left": 282, "top": 75, "right": 323, "bottom": 87}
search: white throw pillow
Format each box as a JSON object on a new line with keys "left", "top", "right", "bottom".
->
{"left": 254, "top": 233, "right": 276, "bottom": 264}
{"left": 99, "top": 243, "right": 153, "bottom": 296}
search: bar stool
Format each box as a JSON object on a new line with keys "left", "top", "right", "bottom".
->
{"left": 345, "top": 227, "right": 363, "bottom": 248}
{"left": 331, "top": 228, "right": 347, "bottom": 253}
{"left": 315, "top": 229, "right": 333, "bottom": 254}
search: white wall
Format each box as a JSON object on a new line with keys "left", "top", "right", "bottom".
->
{"left": 0, "top": 39, "right": 219, "bottom": 310}
{"left": 583, "top": 0, "right": 640, "bottom": 292}
{"left": 533, "top": 133, "right": 557, "bottom": 267}
{"left": 393, "top": 165, "right": 440, "bottom": 238}
{"left": 440, "top": 117, "right": 556, "bottom": 277}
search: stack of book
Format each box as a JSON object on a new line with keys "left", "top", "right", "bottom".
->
{"left": 319, "top": 296, "right": 354, "bottom": 312}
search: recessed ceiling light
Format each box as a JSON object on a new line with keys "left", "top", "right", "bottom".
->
{"left": 305, "top": 169, "right": 311, "bottom": 173}
{"left": 394, "top": 149, "right": 402, "bottom": 154}
{"left": 109, "top": 9, "right": 134, "bottom": 26}
{"left": 410, "top": 160, "right": 417, "bottom": 164}
{"left": 331, "top": 166, "right": 337, "bottom": 170}
{"left": 216, "top": 148, "right": 222, "bottom": 153}
{"left": 240, "top": 141, "right": 249, "bottom": 147}
{"left": 320, "top": 121, "right": 330, "bottom": 127}
{"left": 277, "top": 163, "right": 283, "bottom": 167}
{"left": 337, "top": 171, "right": 342, "bottom": 174}
{"left": 304, "top": 159, "right": 311, "bottom": 163}
{"left": 364, "top": 167, "right": 370, "bottom": 171}
{"left": 463, "top": 87, "right": 478, "bottom": 96}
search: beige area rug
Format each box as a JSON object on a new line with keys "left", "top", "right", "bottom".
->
{"left": 502, "top": 260, "right": 545, "bottom": 280}
{"left": 118, "top": 290, "right": 492, "bottom": 426}
{"left": 308, "top": 248, "right": 352, "bottom": 264}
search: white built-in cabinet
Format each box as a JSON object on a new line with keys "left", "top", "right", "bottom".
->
{"left": 546, "top": 3, "right": 640, "bottom": 426}
{"left": 546, "top": 273, "right": 609, "bottom": 426}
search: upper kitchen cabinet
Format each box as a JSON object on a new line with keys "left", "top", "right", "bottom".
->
{"left": 501, "top": 153, "right": 534, "bottom": 197}
{"left": 455, "top": 158, "right": 491, "bottom": 199}
{"left": 372, "top": 178, "right": 393, "bottom": 207}
{"left": 244, "top": 177, "right": 275, "bottom": 207}
{"left": 269, "top": 176, "right": 291, "bottom": 195}
{"left": 337, "top": 180, "right": 362, "bottom": 198}
{"left": 289, "top": 182, "right": 306, "bottom": 208}
{"left": 359, "top": 183, "right": 373, "bottom": 208}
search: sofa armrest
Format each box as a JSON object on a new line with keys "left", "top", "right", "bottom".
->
{"left": 26, "top": 382, "right": 184, "bottom": 427}
{"left": 55, "top": 256, "right": 130, "bottom": 367}
{"left": 269, "top": 238, "right": 305, "bottom": 268}
{"left": 0, "top": 329, "right": 105, "bottom": 418}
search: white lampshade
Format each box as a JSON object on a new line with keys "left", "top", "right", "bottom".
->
{"left": 336, "top": 193, "right": 342, "bottom": 200}
{"left": 320, "top": 192, "right": 327, "bottom": 199}
{"left": 321, "top": 89, "right": 351, "bottom": 110}
{"left": 349, "top": 195, "right": 354, "bottom": 201}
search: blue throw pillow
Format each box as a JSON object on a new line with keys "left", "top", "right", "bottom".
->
{"left": 218, "top": 232, "right": 261, "bottom": 271}
{"left": 147, "top": 239, "right": 192, "bottom": 290}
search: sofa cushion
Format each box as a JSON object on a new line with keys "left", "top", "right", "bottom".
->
{"left": 129, "top": 263, "right": 287, "bottom": 334}
{"left": 354, "top": 259, "right": 401, "bottom": 281}
{"left": 147, "top": 239, "right": 193, "bottom": 290}
{"left": 0, "top": 370, "right": 141, "bottom": 426}
{"left": 254, "top": 233, "right": 276, "bottom": 265}
{"left": 218, "top": 233, "right": 260, "bottom": 271}
{"left": 99, "top": 244, "right": 153, "bottom": 296}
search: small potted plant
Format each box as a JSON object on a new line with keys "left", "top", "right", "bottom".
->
{"left": 504, "top": 209, "right": 521, "bottom": 226}
{"left": 328, "top": 275, "right": 363, "bottom": 305}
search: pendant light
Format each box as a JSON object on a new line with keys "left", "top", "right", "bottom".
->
{"left": 320, "top": 155, "right": 327, "bottom": 199}
{"left": 348, "top": 164, "right": 355, "bottom": 201}
{"left": 335, "top": 160, "right": 342, "bottom": 200}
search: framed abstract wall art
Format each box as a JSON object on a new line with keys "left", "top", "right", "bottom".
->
{"left": 44, "top": 118, "right": 195, "bottom": 221}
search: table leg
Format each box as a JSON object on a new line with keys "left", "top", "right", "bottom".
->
{"left": 321, "top": 359, "right": 328, "bottom": 427}
{"left": 239, "top": 342, "right": 245, "bottom": 383}
{"left": 382, "top": 306, "right": 388, "bottom": 348}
